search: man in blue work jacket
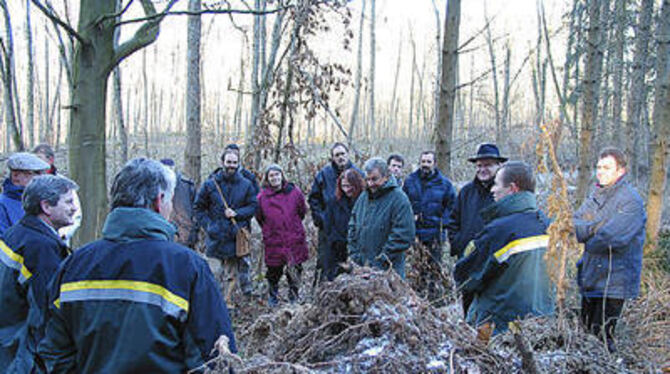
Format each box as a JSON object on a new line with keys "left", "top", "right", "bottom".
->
{"left": 38, "top": 158, "right": 236, "bottom": 373}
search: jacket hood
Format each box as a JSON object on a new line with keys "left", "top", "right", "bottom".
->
{"left": 481, "top": 191, "right": 537, "bottom": 223}
{"left": 102, "top": 207, "right": 176, "bottom": 243}
{"left": 2, "top": 178, "right": 24, "bottom": 200}
{"left": 368, "top": 175, "right": 399, "bottom": 199}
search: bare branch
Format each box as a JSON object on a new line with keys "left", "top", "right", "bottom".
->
{"left": 107, "top": 0, "right": 178, "bottom": 75}
{"left": 113, "top": 6, "right": 291, "bottom": 27}
{"left": 455, "top": 67, "right": 494, "bottom": 90}
{"left": 30, "top": 0, "right": 86, "bottom": 44}
{"left": 297, "top": 67, "right": 349, "bottom": 139}
{"left": 458, "top": 14, "right": 497, "bottom": 52}
{"left": 97, "top": 0, "right": 135, "bottom": 25}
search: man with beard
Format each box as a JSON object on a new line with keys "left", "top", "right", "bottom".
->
{"left": 308, "top": 142, "right": 362, "bottom": 281}
{"left": 0, "top": 175, "right": 78, "bottom": 371}
{"left": 194, "top": 149, "right": 258, "bottom": 297}
{"left": 403, "top": 151, "right": 456, "bottom": 266}
{"left": 447, "top": 143, "right": 507, "bottom": 315}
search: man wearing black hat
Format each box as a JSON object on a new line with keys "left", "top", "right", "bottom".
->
{"left": 446, "top": 143, "right": 506, "bottom": 315}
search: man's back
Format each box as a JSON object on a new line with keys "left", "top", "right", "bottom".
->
{"left": 0, "top": 179, "right": 25, "bottom": 234}
{"left": 454, "top": 192, "right": 554, "bottom": 334}
{"left": 38, "top": 226, "right": 235, "bottom": 373}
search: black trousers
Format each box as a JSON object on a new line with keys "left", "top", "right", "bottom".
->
{"left": 581, "top": 296, "right": 625, "bottom": 351}
{"left": 322, "top": 241, "right": 348, "bottom": 281}
{"left": 267, "top": 264, "right": 303, "bottom": 299}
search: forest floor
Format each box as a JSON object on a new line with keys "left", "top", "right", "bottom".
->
{"left": 199, "top": 228, "right": 670, "bottom": 374}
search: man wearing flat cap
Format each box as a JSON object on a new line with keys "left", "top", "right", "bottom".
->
{"left": 446, "top": 143, "right": 507, "bottom": 315}
{"left": 0, "top": 153, "right": 50, "bottom": 235}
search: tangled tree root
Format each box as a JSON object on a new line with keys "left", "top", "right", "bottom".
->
{"left": 204, "top": 266, "right": 668, "bottom": 373}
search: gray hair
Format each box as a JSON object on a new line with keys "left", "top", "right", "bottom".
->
{"left": 23, "top": 175, "right": 79, "bottom": 215}
{"left": 110, "top": 158, "right": 176, "bottom": 210}
{"left": 364, "top": 157, "right": 389, "bottom": 177}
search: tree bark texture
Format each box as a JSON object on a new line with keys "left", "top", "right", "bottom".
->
{"left": 348, "top": 0, "right": 366, "bottom": 146}
{"left": 25, "top": 0, "right": 35, "bottom": 148}
{"left": 645, "top": 0, "right": 670, "bottom": 253}
{"left": 435, "top": 0, "right": 461, "bottom": 175}
{"left": 626, "top": 0, "right": 653, "bottom": 181}
{"left": 576, "top": 0, "right": 607, "bottom": 205}
{"left": 185, "top": 0, "right": 202, "bottom": 185}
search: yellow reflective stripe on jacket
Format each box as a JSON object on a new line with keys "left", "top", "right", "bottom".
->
{"left": 60, "top": 280, "right": 189, "bottom": 315}
{"left": 493, "top": 235, "right": 549, "bottom": 263}
{"left": 0, "top": 240, "right": 33, "bottom": 282}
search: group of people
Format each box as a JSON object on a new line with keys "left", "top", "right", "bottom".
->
{"left": 0, "top": 141, "right": 645, "bottom": 372}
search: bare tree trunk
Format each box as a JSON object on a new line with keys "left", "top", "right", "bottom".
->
{"left": 576, "top": 0, "right": 608, "bottom": 205}
{"left": 626, "top": 0, "right": 653, "bottom": 181}
{"left": 644, "top": 0, "right": 670, "bottom": 253}
{"left": 234, "top": 52, "right": 244, "bottom": 139}
{"left": 142, "top": 49, "right": 149, "bottom": 156}
{"left": 435, "top": 0, "right": 461, "bottom": 175}
{"left": 112, "top": 0, "right": 127, "bottom": 164}
{"left": 274, "top": 7, "right": 303, "bottom": 162}
{"left": 390, "top": 39, "right": 402, "bottom": 134}
{"left": 249, "top": 0, "right": 264, "bottom": 168}
{"left": 43, "top": 29, "right": 49, "bottom": 143}
{"left": 0, "top": 0, "right": 24, "bottom": 151}
{"left": 368, "top": 0, "right": 376, "bottom": 139}
{"left": 25, "top": 0, "right": 35, "bottom": 148}
{"left": 611, "top": 0, "right": 626, "bottom": 147}
{"left": 185, "top": 0, "right": 202, "bottom": 184}
{"left": 349, "top": 0, "right": 366, "bottom": 146}
{"left": 408, "top": 29, "right": 416, "bottom": 138}
{"left": 432, "top": 0, "right": 441, "bottom": 132}
{"left": 484, "top": 17, "right": 501, "bottom": 144}
{"left": 532, "top": 4, "right": 546, "bottom": 130}
{"left": 501, "top": 43, "right": 511, "bottom": 135}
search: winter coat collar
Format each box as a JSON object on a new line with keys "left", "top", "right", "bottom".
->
{"left": 261, "top": 182, "right": 295, "bottom": 197}
{"left": 367, "top": 175, "right": 399, "bottom": 200}
{"left": 480, "top": 191, "right": 537, "bottom": 223}
{"left": 330, "top": 160, "right": 353, "bottom": 175}
{"left": 474, "top": 176, "right": 494, "bottom": 192}
{"left": 20, "top": 214, "right": 65, "bottom": 244}
{"left": 2, "top": 178, "right": 24, "bottom": 200}
{"left": 213, "top": 168, "right": 242, "bottom": 184}
{"left": 102, "top": 207, "right": 176, "bottom": 243}
{"left": 594, "top": 173, "right": 629, "bottom": 196}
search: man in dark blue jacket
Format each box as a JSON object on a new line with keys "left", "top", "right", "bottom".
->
{"left": 0, "top": 152, "right": 50, "bottom": 235}
{"left": 308, "top": 142, "right": 362, "bottom": 281}
{"left": 0, "top": 175, "right": 78, "bottom": 372}
{"left": 194, "top": 150, "right": 258, "bottom": 296}
{"left": 38, "top": 158, "right": 236, "bottom": 373}
{"left": 574, "top": 147, "right": 645, "bottom": 353}
{"left": 454, "top": 161, "right": 554, "bottom": 335}
{"left": 402, "top": 151, "right": 456, "bottom": 265}
{"left": 446, "top": 143, "right": 506, "bottom": 315}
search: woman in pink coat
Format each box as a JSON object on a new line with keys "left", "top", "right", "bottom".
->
{"left": 256, "top": 164, "right": 309, "bottom": 306}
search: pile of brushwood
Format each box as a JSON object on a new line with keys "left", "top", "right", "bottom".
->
{"left": 197, "top": 265, "right": 669, "bottom": 373}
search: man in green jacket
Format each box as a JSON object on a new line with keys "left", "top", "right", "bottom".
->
{"left": 348, "top": 157, "right": 415, "bottom": 278}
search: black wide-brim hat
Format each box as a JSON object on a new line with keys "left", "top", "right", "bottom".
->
{"left": 468, "top": 143, "right": 508, "bottom": 163}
